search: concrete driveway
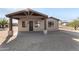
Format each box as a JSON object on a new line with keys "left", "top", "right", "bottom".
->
{"left": 1, "top": 30, "right": 79, "bottom": 51}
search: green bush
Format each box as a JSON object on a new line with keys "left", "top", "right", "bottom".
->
{"left": 67, "top": 19, "right": 79, "bottom": 30}
{"left": 0, "top": 18, "right": 8, "bottom": 28}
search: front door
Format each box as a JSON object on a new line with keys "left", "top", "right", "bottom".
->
{"left": 29, "top": 21, "right": 33, "bottom": 31}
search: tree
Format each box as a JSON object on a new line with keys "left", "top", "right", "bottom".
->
{"left": 67, "top": 19, "right": 79, "bottom": 30}
{"left": 0, "top": 18, "right": 8, "bottom": 28}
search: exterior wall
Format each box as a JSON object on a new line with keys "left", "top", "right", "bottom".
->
{"left": 47, "top": 18, "right": 59, "bottom": 31}
{"left": 18, "top": 17, "right": 59, "bottom": 32}
{"left": 18, "top": 18, "right": 44, "bottom": 31}
{"left": 18, "top": 18, "right": 29, "bottom": 31}
{"left": 54, "top": 20, "right": 59, "bottom": 30}
{"left": 33, "top": 19, "right": 44, "bottom": 31}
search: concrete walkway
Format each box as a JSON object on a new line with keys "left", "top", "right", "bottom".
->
{"left": 0, "top": 30, "right": 79, "bottom": 51}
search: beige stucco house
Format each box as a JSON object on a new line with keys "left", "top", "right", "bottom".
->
{"left": 6, "top": 8, "right": 59, "bottom": 36}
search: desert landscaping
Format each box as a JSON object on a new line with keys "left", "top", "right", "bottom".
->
{"left": 0, "top": 28, "right": 8, "bottom": 45}
{"left": 0, "top": 26, "right": 18, "bottom": 45}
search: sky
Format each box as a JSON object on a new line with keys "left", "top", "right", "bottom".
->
{"left": 0, "top": 8, "right": 79, "bottom": 22}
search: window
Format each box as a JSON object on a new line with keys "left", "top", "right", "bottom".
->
{"left": 22, "top": 21, "right": 25, "bottom": 27}
{"left": 48, "top": 21, "right": 54, "bottom": 27}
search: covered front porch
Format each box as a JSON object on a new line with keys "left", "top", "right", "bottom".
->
{"left": 6, "top": 9, "right": 48, "bottom": 36}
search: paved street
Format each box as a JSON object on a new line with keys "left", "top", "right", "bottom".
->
{"left": 1, "top": 30, "right": 79, "bottom": 51}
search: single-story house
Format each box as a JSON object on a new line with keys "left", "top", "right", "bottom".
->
{"left": 6, "top": 8, "right": 59, "bottom": 36}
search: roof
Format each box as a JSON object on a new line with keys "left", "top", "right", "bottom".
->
{"left": 62, "top": 22, "right": 69, "bottom": 23}
{"left": 48, "top": 17, "right": 60, "bottom": 21}
{"left": 6, "top": 8, "right": 48, "bottom": 19}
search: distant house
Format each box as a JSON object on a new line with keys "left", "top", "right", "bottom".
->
{"left": 6, "top": 8, "right": 59, "bottom": 36}
{"left": 62, "top": 22, "right": 68, "bottom": 26}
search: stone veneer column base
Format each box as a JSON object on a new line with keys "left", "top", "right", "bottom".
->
{"left": 8, "top": 30, "right": 13, "bottom": 36}
{"left": 43, "top": 30, "right": 47, "bottom": 35}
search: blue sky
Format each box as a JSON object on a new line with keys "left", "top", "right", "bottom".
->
{"left": 0, "top": 8, "right": 79, "bottom": 22}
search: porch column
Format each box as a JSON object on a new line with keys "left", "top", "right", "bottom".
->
{"left": 8, "top": 18, "right": 13, "bottom": 36}
{"left": 44, "top": 18, "right": 47, "bottom": 34}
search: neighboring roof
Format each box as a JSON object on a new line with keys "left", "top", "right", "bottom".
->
{"left": 62, "top": 22, "right": 69, "bottom": 23}
{"left": 6, "top": 8, "right": 48, "bottom": 18}
{"left": 48, "top": 17, "right": 60, "bottom": 21}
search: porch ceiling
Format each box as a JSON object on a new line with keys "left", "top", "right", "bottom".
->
{"left": 6, "top": 8, "right": 48, "bottom": 19}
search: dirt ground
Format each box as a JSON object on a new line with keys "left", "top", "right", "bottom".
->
{"left": 1, "top": 30, "right": 79, "bottom": 51}
{"left": 0, "top": 26, "right": 79, "bottom": 45}
{"left": 59, "top": 25, "right": 79, "bottom": 32}
{"left": 0, "top": 26, "right": 18, "bottom": 45}
{"left": 0, "top": 26, "right": 79, "bottom": 51}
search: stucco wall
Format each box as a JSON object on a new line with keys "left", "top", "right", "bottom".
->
{"left": 47, "top": 18, "right": 59, "bottom": 31}
{"left": 18, "top": 18, "right": 59, "bottom": 32}
{"left": 54, "top": 20, "right": 59, "bottom": 30}
{"left": 18, "top": 18, "right": 29, "bottom": 31}
{"left": 33, "top": 19, "right": 44, "bottom": 31}
{"left": 18, "top": 18, "right": 44, "bottom": 31}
